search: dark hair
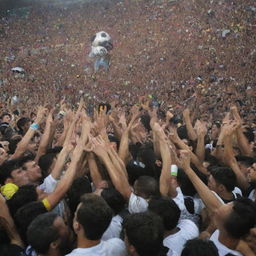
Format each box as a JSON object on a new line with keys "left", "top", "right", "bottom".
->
{"left": 19, "top": 155, "right": 35, "bottom": 169}
{"left": 8, "top": 136, "right": 22, "bottom": 154}
{"left": 135, "top": 176, "right": 160, "bottom": 199}
{"left": 212, "top": 121, "right": 221, "bottom": 129}
{"left": 177, "top": 125, "right": 189, "bottom": 140}
{"left": 66, "top": 177, "right": 92, "bottom": 215}
{"left": 137, "top": 147, "right": 161, "bottom": 179}
{"left": 177, "top": 168, "right": 197, "bottom": 197}
{"left": 27, "top": 213, "right": 59, "bottom": 254}
{"left": 0, "top": 123, "right": 14, "bottom": 141}
{"left": 14, "top": 201, "right": 47, "bottom": 244}
{"left": 76, "top": 194, "right": 112, "bottom": 240}
{"left": 126, "top": 161, "right": 148, "bottom": 186}
{"left": 38, "top": 153, "right": 57, "bottom": 178}
{"left": 243, "top": 127, "right": 254, "bottom": 143}
{"left": 108, "top": 134, "right": 120, "bottom": 149}
{"left": 140, "top": 114, "right": 151, "bottom": 132}
{"left": 181, "top": 238, "right": 218, "bottom": 256}
{"left": 0, "top": 159, "right": 21, "bottom": 185}
{"left": 101, "top": 187, "right": 126, "bottom": 215}
{"left": 7, "top": 185, "right": 38, "bottom": 217}
{"left": 210, "top": 167, "right": 237, "bottom": 192}
{"left": 148, "top": 197, "right": 181, "bottom": 230}
{"left": 224, "top": 198, "right": 256, "bottom": 239}
{"left": 123, "top": 212, "right": 164, "bottom": 256}
{"left": 236, "top": 156, "right": 254, "bottom": 167}
{"left": 0, "top": 112, "right": 11, "bottom": 120}
{"left": 177, "top": 167, "right": 208, "bottom": 197}
{"left": 16, "top": 117, "right": 30, "bottom": 132}
{"left": 46, "top": 146, "right": 63, "bottom": 154}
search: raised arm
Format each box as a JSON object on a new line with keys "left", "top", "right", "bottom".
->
{"left": 35, "top": 109, "right": 54, "bottom": 163}
{"left": 91, "top": 136, "right": 132, "bottom": 200}
{"left": 195, "top": 120, "right": 207, "bottom": 163}
{"left": 179, "top": 150, "right": 222, "bottom": 212}
{"left": 169, "top": 127, "right": 209, "bottom": 175}
{"left": 222, "top": 122, "right": 250, "bottom": 190}
{"left": 152, "top": 123, "right": 172, "bottom": 197}
{"left": 11, "top": 106, "right": 47, "bottom": 160}
{"left": 0, "top": 194, "right": 23, "bottom": 247}
{"left": 118, "top": 107, "right": 140, "bottom": 165}
{"left": 44, "top": 108, "right": 89, "bottom": 209}
{"left": 183, "top": 108, "right": 197, "bottom": 141}
{"left": 87, "top": 152, "right": 103, "bottom": 189}
{"left": 231, "top": 106, "right": 253, "bottom": 157}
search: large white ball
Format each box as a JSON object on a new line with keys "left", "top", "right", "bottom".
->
{"left": 91, "top": 31, "right": 111, "bottom": 47}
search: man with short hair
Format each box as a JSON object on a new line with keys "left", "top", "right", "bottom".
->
{"left": 179, "top": 150, "right": 256, "bottom": 256}
{"left": 0, "top": 159, "right": 29, "bottom": 199}
{"left": 20, "top": 155, "right": 42, "bottom": 184}
{"left": 66, "top": 193, "right": 127, "bottom": 256}
{"left": 208, "top": 167, "right": 241, "bottom": 203}
{"left": 148, "top": 197, "right": 199, "bottom": 255}
{"left": 27, "top": 212, "right": 70, "bottom": 256}
{"left": 123, "top": 211, "right": 175, "bottom": 256}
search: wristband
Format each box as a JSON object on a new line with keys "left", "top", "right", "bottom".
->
{"left": 30, "top": 123, "right": 39, "bottom": 130}
{"left": 42, "top": 198, "right": 51, "bottom": 211}
{"left": 170, "top": 164, "right": 178, "bottom": 176}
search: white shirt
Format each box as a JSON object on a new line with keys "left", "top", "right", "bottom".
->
{"left": 248, "top": 189, "right": 255, "bottom": 201}
{"left": 210, "top": 230, "right": 243, "bottom": 256}
{"left": 173, "top": 187, "right": 204, "bottom": 225}
{"left": 102, "top": 215, "right": 123, "bottom": 241}
{"left": 163, "top": 219, "right": 199, "bottom": 255}
{"left": 65, "top": 238, "right": 127, "bottom": 256}
{"left": 38, "top": 174, "right": 57, "bottom": 193}
{"left": 212, "top": 187, "right": 242, "bottom": 205}
{"left": 128, "top": 192, "right": 148, "bottom": 213}
{"left": 38, "top": 174, "right": 65, "bottom": 217}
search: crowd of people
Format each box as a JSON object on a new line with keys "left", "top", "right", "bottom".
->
{"left": 0, "top": 95, "right": 255, "bottom": 256}
{"left": 0, "top": 0, "right": 256, "bottom": 255}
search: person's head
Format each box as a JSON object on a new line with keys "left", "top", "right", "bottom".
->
{"left": 137, "top": 147, "right": 161, "bottom": 179}
{"left": 66, "top": 177, "right": 92, "bottom": 215}
{"left": 7, "top": 184, "right": 38, "bottom": 217}
{"left": 0, "top": 147, "right": 8, "bottom": 164}
{"left": 30, "top": 112, "right": 36, "bottom": 121}
{"left": 17, "top": 117, "right": 31, "bottom": 135}
{"left": 177, "top": 125, "right": 189, "bottom": 140}
{"left": 210, "top": 122, "right": 221, "bottom": 140}
{"left": 208, "top": 167, "right": 236, "bottom": 194}
{"left": 108, "top": 134, "right": 119, "bottom": 151}
{"left": 0, "top": 140, "right": 9, "bottom": 152}
{"left": 181, "top": 238, "right": 218, "bottom": 256}
{"left": 123, "top": 211, "right": 164, "bottom": 256}
{"left": 14, "top": 201, "right": 47, "bottom": 244}
{"left": 38, "top": 147, "right": 62, "bottom": 178}
{"left": 248, "top": 163, "right": 256, "bottom": 184}
{"left": 236, "top": 156, "right": 255, "bottom": 180}
{"left": 0, "top": 159, "right": 29, "bottom": 186}
{"left": 73, "top": 194, "right": 112, "bottom": 241}
{"left": 27, "top": 213, "right": 69, "bottom": 255}
{"left": 8, "top": 135, "right": 22, "bottom": 154}
{"left": 133, "top": 176, "right": 160, "bottom": 199}
{"left": 27, "top": 133, "right": 40, "bottom": 154}
{"left": 148, "top": 197, "right": 181, "bottom": 231}
{"left": 215, "top": 198, "right": 256, "bottom": 239}
{"left": 20, "top": 155, "right": 42, "bottom": 183}
{"left": 177, "top": 168, "right": 197, "bottom": 197}
{"left": 101, "top": 187, "right": 126, "bottom": 215}
{"left": 0, "top": 113, "right": 11, "bottom": 123}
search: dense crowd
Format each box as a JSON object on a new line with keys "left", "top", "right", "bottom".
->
{"left": 0, "top": 0, "right": 256, "bottom": 255}
{"left": 0, "top": 94, "right": 255, "bottom": 256}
